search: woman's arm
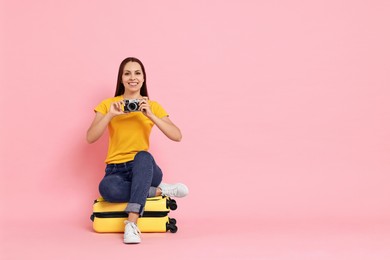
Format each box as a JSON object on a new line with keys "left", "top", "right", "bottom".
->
{"left": 139, "top": 97, "right": 182, "bottom": 142}
{"left": 86, "top": 101, "right": 124, "bottom": 143}
{"left": 86, "top": 112, "right": 113, "bottom": 143}
{"left": 150, "top": 115, "right": 182, "bottom": 142}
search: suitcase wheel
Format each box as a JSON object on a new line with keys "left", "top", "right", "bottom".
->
{"left": 169, "top": 218, "right": 177, "bottom": 225}
{"left": 167, "top": 199, "right": 178, "bottom": 210}
{"left": 167, "top": 223, "right": 178, "bottom": 233}
{"left": 167, "top": 218, "right": 178, "bottom": 233}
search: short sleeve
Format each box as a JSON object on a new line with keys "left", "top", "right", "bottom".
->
{"left": 151, "top": 101, "right": 169, "bottom": 118}
{"left": 94, "top": 99, "right": 110, "bottom": 115}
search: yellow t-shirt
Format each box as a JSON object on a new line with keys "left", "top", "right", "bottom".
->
{"left": 94, "top": 95, "right": 168, "bottom": 164}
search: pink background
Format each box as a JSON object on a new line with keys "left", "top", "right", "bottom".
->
{"left": 1, "top": 0, "right": 390, "bottom": 259}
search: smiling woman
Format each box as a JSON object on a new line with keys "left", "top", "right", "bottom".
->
{"left": 114, "top": 57, "right": 149, "bottom": 98}
{"left": 86, "top": 57, "right": 188, "bottom": 244}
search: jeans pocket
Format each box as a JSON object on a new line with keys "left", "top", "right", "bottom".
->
{"left": 105, "top": 165, "right": 116, "bottom": 176}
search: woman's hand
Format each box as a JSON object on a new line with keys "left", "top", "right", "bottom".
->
{"left": 109, "top": 101, "right": 125, "bottom": 117}
{"left": 139, "top": 97, "right": 154, "bottom": 118}
{"left": 138, "top": 96, "right": 182, "bottom": 141}
{"left": 86, "top": 101, "right": 125, "bottom": 143}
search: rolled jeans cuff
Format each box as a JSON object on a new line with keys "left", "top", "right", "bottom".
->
{"left": 125, "top": 203, "right": 144, "bottom": 216}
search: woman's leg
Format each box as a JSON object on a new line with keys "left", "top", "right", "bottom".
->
{"left": 125, "top": 151, "right": 163, "bottom": 220}
{"left": 99, "top": 173, "right": 131, "bottom": 202}
{"left": 99, "top": 171, "right": 141, "bottom": 224}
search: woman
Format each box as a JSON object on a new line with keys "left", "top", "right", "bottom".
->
{"left": 86, "top": 57, "right": 188, "bottom": 244}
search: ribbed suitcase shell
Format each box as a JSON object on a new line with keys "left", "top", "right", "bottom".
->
{"left": 91, "top": 196, "right": 178, "bottom": 233}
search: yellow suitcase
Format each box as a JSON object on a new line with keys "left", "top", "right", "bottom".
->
{"left": 90, "top": 196, "right": 178, "bottom": 233}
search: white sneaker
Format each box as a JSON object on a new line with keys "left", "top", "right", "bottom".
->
{"left": 124, "top": 221, "right": 141, "bottom": 244}
{"left": 158, "top": 182, "right": 189, "bottom": 198}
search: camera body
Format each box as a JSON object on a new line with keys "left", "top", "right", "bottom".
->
{"left": 124, "top": 99, "right": 141, "bottom": 112}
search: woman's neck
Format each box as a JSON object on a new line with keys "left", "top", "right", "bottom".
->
{"left": 123, "top": 91, "right": 142, "bottom": 100}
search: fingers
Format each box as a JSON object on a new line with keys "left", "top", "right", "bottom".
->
{"left": 139, "top": 102, "right": 149, "bottom": 112}
{"left": 139, "top": 97, "right": 148, "bottom": 105}
{"left": 114, "top": 101, "right": 123, "bottom": 111}
{"left": 110, "top": 101, "right": 125, "bottom": 114}
{"left": 139, "top": 97, "right": 150, "bottom": 112}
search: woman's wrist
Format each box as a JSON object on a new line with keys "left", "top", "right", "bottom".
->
{"left": 106, "top": 112, "right": 116, "bottom": 120}
{"left": 147, "top": 113, "right": 158, "bottom": 122}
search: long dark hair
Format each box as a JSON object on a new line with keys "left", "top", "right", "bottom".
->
{"left": 114, "top": 57, "right": 149, "bottom": 97}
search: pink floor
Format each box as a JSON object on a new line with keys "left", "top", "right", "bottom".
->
{"left": 2, "top": 217, "right": 390, "bottom": 259}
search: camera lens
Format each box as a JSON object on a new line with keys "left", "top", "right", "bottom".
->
{"left": 129, "top": 102, "right": 137, "bottom": 111}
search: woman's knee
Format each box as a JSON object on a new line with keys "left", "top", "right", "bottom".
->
{"left": 134, "top": 151, "right": 154, "bottom": 164}
{"left": 133, "top": 151, "right": 156, "bottom": 180}
{"left": 99, "top": 175, "right": 127, "bottom": 201}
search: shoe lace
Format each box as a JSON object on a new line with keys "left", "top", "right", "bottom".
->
{"left": 166, "top": 188, "right": 178, "bottom": 197}
{"left": 125, "top": 221, "right": 141, "bottom": 236}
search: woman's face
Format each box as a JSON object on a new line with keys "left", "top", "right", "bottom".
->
{"left": 121, "top": 61, "right": 144, "bottom": 94}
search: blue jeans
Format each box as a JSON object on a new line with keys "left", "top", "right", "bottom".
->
{"left": 98, "top": 151, "right": 163, "bottom": 215}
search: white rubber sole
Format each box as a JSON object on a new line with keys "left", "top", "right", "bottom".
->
{"left": 124, "top": 237, "right": 141, "bottom": 244}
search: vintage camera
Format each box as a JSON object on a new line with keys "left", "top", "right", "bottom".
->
{"left": 124, "top": 99, "right": 141, "bottom": 112}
